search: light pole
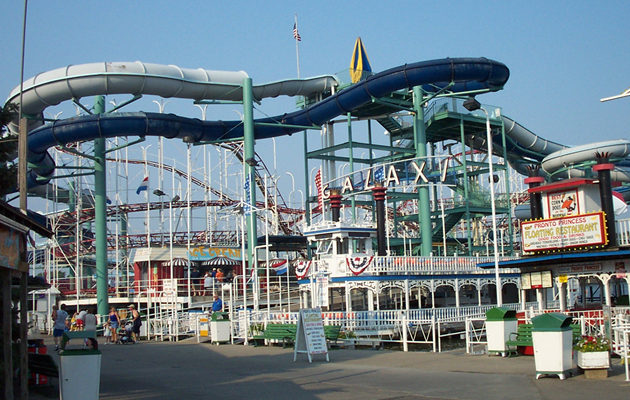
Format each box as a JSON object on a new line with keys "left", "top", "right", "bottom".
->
{"left": 463, "top": 97, "right": 502, "bottom": 306}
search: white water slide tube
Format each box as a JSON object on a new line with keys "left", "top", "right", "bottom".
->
{"left": 501, "top": 116, "right": 630, "bottom": 182}
{"left": 6, "top": 61, "right": 338, "bottom": 131}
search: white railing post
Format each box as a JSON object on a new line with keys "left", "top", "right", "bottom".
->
{"left": 402, "top": 311, "right": 408, "bottom": 352}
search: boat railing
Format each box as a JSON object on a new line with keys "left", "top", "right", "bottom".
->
{"left": 616, "top": 217, "right": 630, "bottom": 247}
{"left": 313, "top": 255, "right": 520, "bottom": 277}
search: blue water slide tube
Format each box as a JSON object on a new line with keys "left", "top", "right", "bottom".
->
{"left": 24, "top": 57, "right": 509, "bottom": 185}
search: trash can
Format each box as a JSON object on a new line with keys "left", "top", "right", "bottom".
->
{"left": 485, "top": 307, "right": 517, "bottom": 356}
{"left": 531, "top": 312, "right": 573, "bottom": 380}
{"left": 210, "top": 312, "right": 230, "bottom": 344}
{"left": 59, "top": 331, "right": 101, "bottom": 400}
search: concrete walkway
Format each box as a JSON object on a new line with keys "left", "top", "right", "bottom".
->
{"left": 30, "top": 336, "right": 630, "bottom": 399}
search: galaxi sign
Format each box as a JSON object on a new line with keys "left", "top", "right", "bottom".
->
{"left": 321, "top": 157, "right": 451, "bottom": 197}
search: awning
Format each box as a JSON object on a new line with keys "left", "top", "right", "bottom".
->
{"left": 202, "top": 256, "right": 241, "bottom": 267}
{"left": 160, "top": 258, "right": 190, "bottom": 267}
{"left": 258, "top": 259, "right": 288, "bottom": 269}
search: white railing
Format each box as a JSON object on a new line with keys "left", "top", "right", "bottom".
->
{"left": 232, "top": 303, "right": 528, "bottom": 352}
{"left": 617, "top": 218, "right": 630, "bottom": 247}
{"left": 313, "top": 255, "right": 520, "bottom": 277}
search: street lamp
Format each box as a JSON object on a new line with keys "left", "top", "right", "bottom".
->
{"left": 463, "top": 97, "right": 502, "bottom": 306}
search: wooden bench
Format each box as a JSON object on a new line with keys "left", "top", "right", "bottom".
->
{"left": 505, "top": 323, "right": 533, "bottom": 350}
{"left": 324, "top": 325, "right": 342, "bottom": 345}
{"left": 28, "top": 353, "right": 59, "bottom": 379}
{"left": 505, "top": 323, "right": 583, "bottom": 354}
{"left": 253, "top": 323, "right": 297, "bottom": 347}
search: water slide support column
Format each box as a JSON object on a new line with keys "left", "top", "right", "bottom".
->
{"left": 94, "top": 96, "right": 109, "bottom": 317}
{"left": 413, "top": 87, "right": 432, "bottom": 256}
{"left": 243, "top": 78, "right": 257, "bottom": 272}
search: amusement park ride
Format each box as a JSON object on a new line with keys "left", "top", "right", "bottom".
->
{"left": 7, "top": 40, "right": 630, "bottom": 339}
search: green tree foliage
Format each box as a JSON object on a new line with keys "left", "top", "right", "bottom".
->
{"left": 0, "top": 103, "right": 18, "bottom": 196}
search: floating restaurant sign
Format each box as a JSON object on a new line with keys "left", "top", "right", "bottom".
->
{"left": 521, "top": 212, "right": 606, "bottom": 253}
{"left": 188, "top": 246, "right": 241, "bottom": 261}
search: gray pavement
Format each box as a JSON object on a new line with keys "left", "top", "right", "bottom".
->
{"left": 29, "top": 335, "right": 630, "bottom": 399}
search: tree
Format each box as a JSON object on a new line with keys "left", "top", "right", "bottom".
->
{"left": 0, "top": 103, "right": 18, "bottom": 197}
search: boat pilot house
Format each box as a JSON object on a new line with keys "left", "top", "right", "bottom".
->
{"left": 480, "top": 159, "right": 630, "bottom": 312}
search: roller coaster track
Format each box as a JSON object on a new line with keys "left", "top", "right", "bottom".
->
{"left": 52, "top": 230, "right": 240, "bottom": 259}
{"left": 54, "top": 145, "right": 304, "bottom": 235}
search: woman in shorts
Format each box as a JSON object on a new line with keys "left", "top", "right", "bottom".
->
{"left": 108, "top": 307, "right": 120, "bottom": 343}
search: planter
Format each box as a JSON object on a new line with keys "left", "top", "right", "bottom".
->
{"left": 577, "top": 351, "right": 610, "bottom": 369}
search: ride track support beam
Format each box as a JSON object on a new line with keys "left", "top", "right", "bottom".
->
{"left": 243, "top": 78, "right": 257, "bottom": 270}
{"left": 94, "top": 95, "right": 109, "bottom": 316}
{"left": 413, "top": 86, "right": 432, "bottom": 257}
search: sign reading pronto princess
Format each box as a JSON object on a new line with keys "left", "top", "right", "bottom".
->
{"left": 521, "top": 212, "right": 606, "bottom": 253}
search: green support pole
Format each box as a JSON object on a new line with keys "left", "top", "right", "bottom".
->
{"left": 303, "top": 130, "right": 311, "bottom": 225}
{"left": 94, "top": 96, "right": 109, "bottom": 317}
{"left": 68, "top": 181, "right": 76, "bottom": 213}
{"left": 347, "top": 113, "right": 356, "bottom": 222}
{"left": 500, "top": 119, "right": 514, "bottom": 255}
{"left": 460, "top": 117, "right": 473, "bottom": 255}
{"left": 413, "top": 87, "right": 432, "bottom": 256}
{"left": 243, "top": 78, "right": 257, "bottom": 269}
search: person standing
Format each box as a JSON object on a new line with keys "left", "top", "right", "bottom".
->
{"left": 108, "top": 306, "right": 120, "bottom": 344}
{"left": 203, "top": 271, "right": 213, "bottom": 296}
{"left": 190, "top": 268, "right": 201, "bottom": 296}
{"left": 129, "top": 304, "right": 141, "bottom": 342}
{"left": 52, "top": 304, "right": 68, "bottom": 351}
{"left": 212, "top": 293, "right": 223, "bottom": 312}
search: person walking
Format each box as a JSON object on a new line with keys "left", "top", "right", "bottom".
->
{"left": 108, "top": 306, "right": 120, "bottom": 344}
{"left": 129, "top": 304, "right": 142, "bottom": 342}
{"left": 51, "top": 304, "right": 68, "bottom": 351}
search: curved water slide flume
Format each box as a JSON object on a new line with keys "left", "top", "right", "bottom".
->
{"left": 500, "top": 115, "right": 630, "bottom": 183}
{"left": 5, "top": 58, "right": 510, "bottom": 185}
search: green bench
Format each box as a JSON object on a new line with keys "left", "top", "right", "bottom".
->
{"left": 505, "top": 323, "right": 582, "bottom": 354}
{"left": 253, "top": 323, "right": 342, "bottom": 348}
{"left": 28, "top": 353, "right": 59, "bottom": 379}
{"left": 324, "top": 325, "right": 342, "bottom": 346}
{"left": 253, "top": 323, "right": 297, "bottom": 347}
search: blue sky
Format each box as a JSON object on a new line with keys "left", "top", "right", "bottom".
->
{"left": 2, "top": 1, "right": 630, "bottom": 215}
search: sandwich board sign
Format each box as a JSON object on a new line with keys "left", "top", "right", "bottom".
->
{"left": 293, "top": 307, "right": 329, "bottom": 363}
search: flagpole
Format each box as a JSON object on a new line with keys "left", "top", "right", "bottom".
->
{"left": 294, "top": 14, "right": 300, "bottom": 78}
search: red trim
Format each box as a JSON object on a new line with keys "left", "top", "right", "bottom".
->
{"left": 524, "top": 176, "right": 545, "bottom": 184}
{"left": 528, "top": 178, "right": 596, "bottom": 194}
{"left": 592, "top": 163, "right": 614, "bottom": 172}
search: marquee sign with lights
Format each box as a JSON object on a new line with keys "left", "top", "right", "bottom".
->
{"left": 521, "top": 211, "right": 607, "bottom": 254}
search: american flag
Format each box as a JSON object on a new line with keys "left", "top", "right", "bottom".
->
{"left": 293, "top": 23, "right": 301, "bottom": 41}
{"left": 315, "top": 168, "right": 324, "bottom": 212}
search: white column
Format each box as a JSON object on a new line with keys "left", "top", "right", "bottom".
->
{"left": 345, "top": 283, "right": 353, "bottom": 312}
{"left": 536, "top": 288, "right": 544, "bottom": 310}
{"left": 602, "top": 275, "right": 612, "bottom": 307}
{"left": 368, "top": 290, "right": 375, "bottom": 311}
{"left": 558, "top": 280, "right": 567, "bottom": 312}
{"left": 405, "top": 280, "right": 410, "bottom": 311}
{"left": 454, "top": 279, "right": 460, "bottom": 308}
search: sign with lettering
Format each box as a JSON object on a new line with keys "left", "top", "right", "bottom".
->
{"left": 320, "top": 155, "right": 453, "bottom": 199}
{"left": 188, "top": 246, "right": 241, "bottom": 261}
{"left": 294, "top": 308, "right": 329, "bottom": 363}
{"left": 547, "top": 189, "right": 580, "bottom": 218}
{"left": 521, "top": 212, "right": 606, "bottom": 253}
